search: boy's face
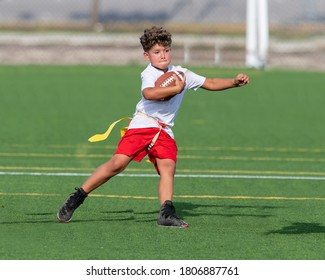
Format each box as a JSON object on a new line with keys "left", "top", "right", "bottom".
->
{"left": 143, "top": 44, "right": 171, "bottom": 71}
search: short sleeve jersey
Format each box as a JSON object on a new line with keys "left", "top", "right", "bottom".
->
{"left": 128, "top": 64, "right": 206, "bottom": 138}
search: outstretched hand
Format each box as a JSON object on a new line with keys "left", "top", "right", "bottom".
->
{"left": 233, "top": 73, "right": 250, "bottom": 87}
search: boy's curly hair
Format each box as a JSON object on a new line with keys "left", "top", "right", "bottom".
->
{"left": 140, "top": 26, "right": 172, "bottom": 52}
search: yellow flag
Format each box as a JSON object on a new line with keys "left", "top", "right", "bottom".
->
{"left": 88, "top": 117, "right": 131, "bottom": 142}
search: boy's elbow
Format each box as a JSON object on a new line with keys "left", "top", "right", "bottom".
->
{"left": 142, "top": 91, "right": 151, "bottom": 100}
{"left": 142, "top": 89, "right": 155, "bottom": 100}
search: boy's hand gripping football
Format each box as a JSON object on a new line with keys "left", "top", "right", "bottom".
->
{"left": 174, "top": 73, "right": 186, "bottom": 93}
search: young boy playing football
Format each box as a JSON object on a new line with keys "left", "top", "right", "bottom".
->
{"left": 57, "top": 26, "right": 249, "bottom": 228}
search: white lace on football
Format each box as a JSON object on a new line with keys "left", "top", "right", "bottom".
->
{"left": 174, "top": 70, "right": 184, "bottom": 81}
{"left": 160, "top": 76, "right": 175, "bottom": 87}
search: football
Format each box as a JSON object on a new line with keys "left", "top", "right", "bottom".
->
{"left": 155, "top": 71, "right": 185, "bottom": 88}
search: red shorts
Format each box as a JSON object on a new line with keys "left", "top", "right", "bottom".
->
{"left": 115, "top": 128, "right": 177, "bottom": 172}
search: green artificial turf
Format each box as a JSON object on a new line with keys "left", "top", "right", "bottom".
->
{"left": 0, "top": 65, "right": 325, "bottom": 260}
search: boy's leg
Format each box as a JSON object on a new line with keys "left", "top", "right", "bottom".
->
{"left": 81, "top": 154, "right": 132, "bottom": 193}
{"left": 57, "top": 154, "right": 132, "bottom": 223}
{"left": 156, "top": 158, "right": 175, "bottom": 204}
{"left": 156, "top": 158, "right": 188, "bottom": 228}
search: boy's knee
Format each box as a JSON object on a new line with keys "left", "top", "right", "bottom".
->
{"left": 107, "top": 155, "right": 130, "bottom": 174}
{"left": 157, "top": 159, "right": 176, "bottom": 175}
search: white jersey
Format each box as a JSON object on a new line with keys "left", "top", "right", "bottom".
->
{"left": 128, "top": 64, "right": 206, "bottom": 138}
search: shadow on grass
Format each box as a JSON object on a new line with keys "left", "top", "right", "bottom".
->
{"left": 103, "top": 201, "right": 277, "bottom": 223}
{"left": 0, "top": 210, "right": 136, "bottom": 225}
{"left": 0, "top": 216, "right": 136, "bottom": 225}
{"left": 176, "top": 201, "right": 275, "bottom": 219}
{"left": 101, "top": 209, "right": 157, "bottom": 223}
{"left": 266, "top": 222, "right": 325, "bottom": 235}
{"left": 0, "top": 201, "right": 278, "bottom": 225}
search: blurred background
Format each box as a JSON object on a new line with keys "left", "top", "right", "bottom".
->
{"left": 0, "top": 0, "right": 324, "bottom": 70}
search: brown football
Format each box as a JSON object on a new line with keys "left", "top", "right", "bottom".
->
{"left": 155, "top": 71, "right": 185, "bottom": 87}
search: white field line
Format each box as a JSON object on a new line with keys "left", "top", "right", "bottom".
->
{"left": 1, "top": 171, "right": 325, "bottom": 181}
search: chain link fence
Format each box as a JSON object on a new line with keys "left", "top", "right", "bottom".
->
{"left": 0, "top": 0, "right": 324, "bottom": 70}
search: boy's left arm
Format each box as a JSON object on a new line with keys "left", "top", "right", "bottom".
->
{"left": 201, "top": 73, "right": 249, "bottom": 91}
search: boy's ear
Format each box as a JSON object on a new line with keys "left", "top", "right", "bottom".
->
{"left": 143, "top": 52, "right": 150, "bottom": 61}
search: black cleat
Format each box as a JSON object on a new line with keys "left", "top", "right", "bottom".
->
{"left": 157, "top": 200, "right": 189, "bottom": 228}
{"left": 57, "top": 187, "right": 88, "bottom": 223}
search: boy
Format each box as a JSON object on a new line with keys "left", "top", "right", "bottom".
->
{"left": 57, "top": 26, "right": 249, "bottom": 228}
